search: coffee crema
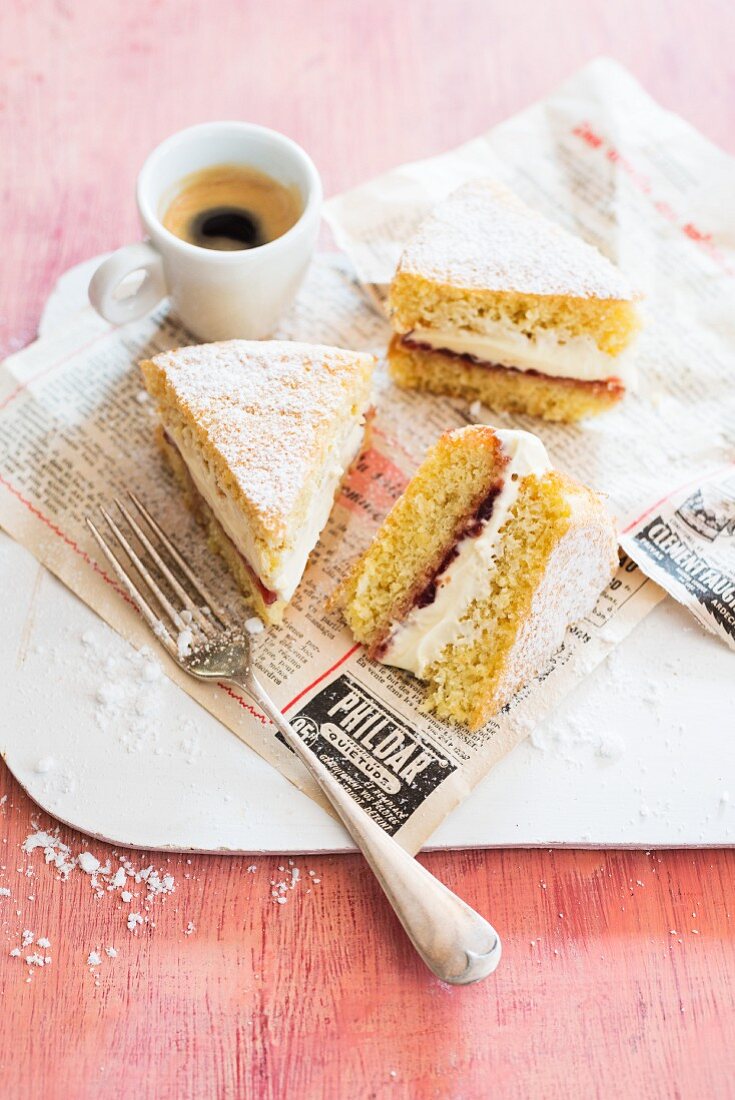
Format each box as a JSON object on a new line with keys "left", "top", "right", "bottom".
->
{"left": 162, "top": 163, "right": 302, "bottom": 251}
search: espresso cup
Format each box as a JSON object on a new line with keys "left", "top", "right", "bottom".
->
{"left": 88, "top": 121, "right": 322, "bottom": 341}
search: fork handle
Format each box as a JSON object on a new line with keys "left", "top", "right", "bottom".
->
{"left": 243, "top": 674, "right": 501, "bottom": 985}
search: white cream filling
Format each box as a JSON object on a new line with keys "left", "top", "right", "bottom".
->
{"left": 169, "top": 416, "right": 366, "bottom": 602}
{"left": 405, "top": 322, "right": 636, "bottom": 386}
{"left": 382, "top": 429, "right": 551, "bottom": 678}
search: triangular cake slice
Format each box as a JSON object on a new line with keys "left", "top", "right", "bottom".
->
{"left": 388, "top": 180, "right": 640, "bottom": 422}
{"left": 333, "top": 425, "right": 617, "bottom": 729}
{"left": 141, "top": 340, "right": 375, "bottom": 624}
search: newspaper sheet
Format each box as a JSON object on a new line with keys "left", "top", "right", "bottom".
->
{"left": 3, "top": 57, "right": 732, "bottom": 852}
{"left": 621, "top": 464, "right": 735, "bottom": 650}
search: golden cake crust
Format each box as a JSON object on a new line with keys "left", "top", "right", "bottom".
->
{"left": 331, "top": 425, "right": 507, "bottom": 649}
{"left": 387, "top": 337, "right": 624, "bottom": 422}
{"left": 141, "top": 340, "right": 375, "bottom": 544}
{"left": 425, "top": 480, "right": 618, "bottom": 729}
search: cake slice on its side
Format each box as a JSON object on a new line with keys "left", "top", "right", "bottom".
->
{"left": 333, "top": 425, "right": 618, "bottom": 730}
{"left": 388, "top": 180, "right": 640, "bottom": 421}
{"left": 141, "top": 340, "right": 375, "bottom": 625}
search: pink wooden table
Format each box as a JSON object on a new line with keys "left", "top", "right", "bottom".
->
{"left": 1, "top": 2, "right": 734, "bottom": 1097}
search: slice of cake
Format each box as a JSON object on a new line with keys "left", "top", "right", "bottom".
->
{"left": 333, "top": 425, "right": 617, "bottom": 730}
{"left": 388, "top": 180, "right": 640, "bottom": 422}
{"left": 141, "top": 340, "right": 375, "bottom": 625}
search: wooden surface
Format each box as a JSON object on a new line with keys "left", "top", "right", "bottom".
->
{"left": 1, "top": 1, "right": 734, "bottom": 1097}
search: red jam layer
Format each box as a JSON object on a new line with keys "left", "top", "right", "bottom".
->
{"left": 415, "top": 483, "right": 503, "bottom": 609}
{"left": 400, "top": 335, "right": 625, "bottom": 393}
{"left": 373, "top": 480, "right": 503, "bottom": 659}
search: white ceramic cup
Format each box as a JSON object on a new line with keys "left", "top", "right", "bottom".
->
{"left": 88, "top": 121, "right": 322, "bottom": 341}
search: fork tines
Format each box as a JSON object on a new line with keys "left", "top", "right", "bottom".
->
{"left": 86, "top": 492, "right": 231, "bottom": 659}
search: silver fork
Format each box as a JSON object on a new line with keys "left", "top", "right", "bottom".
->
{"left": 86, "top": 493, "right": 502, "bottom": 984}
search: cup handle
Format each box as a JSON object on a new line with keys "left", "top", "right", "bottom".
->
{"left": 88, "top": 241, "right": 167, "bottom": 325}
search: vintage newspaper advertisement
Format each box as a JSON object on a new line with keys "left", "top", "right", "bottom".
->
{"left": 620, "top": 465, "right": 735, "bottom": 651}
{"left": 2, "top": 58, "right": 732, "bottom": 852}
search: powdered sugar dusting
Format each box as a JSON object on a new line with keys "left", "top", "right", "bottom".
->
{"left": 396, "top": 179, "right": 633, "bottom": 301}
{"left": 21, "top": 831, "right": 76, "bottom": 879}
{"left": 3, "top": 795, "right": 327, "bottom": 986}
{"left": 176, "top": 627, "right": 194, "bottom": 658}
{"left": 80, "top": 629, "right": 204, "bottom": 760}
{"left": 142, "top": 341, "right": 375, "bottom": 537}
{"left": 270, "top": 859, "right": 321, "bottom": 905}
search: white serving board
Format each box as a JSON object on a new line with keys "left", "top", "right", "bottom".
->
{"left": 1, "top": 256, "right": 733, "bottom": 853}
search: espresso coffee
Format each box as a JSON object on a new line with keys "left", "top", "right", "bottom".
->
{"left": 162, "top": 164, "right": 302, "bottom": 251}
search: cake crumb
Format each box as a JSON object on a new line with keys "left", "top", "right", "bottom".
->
{"left": 78, "top": 852, "right": 100, "bottom": 874}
